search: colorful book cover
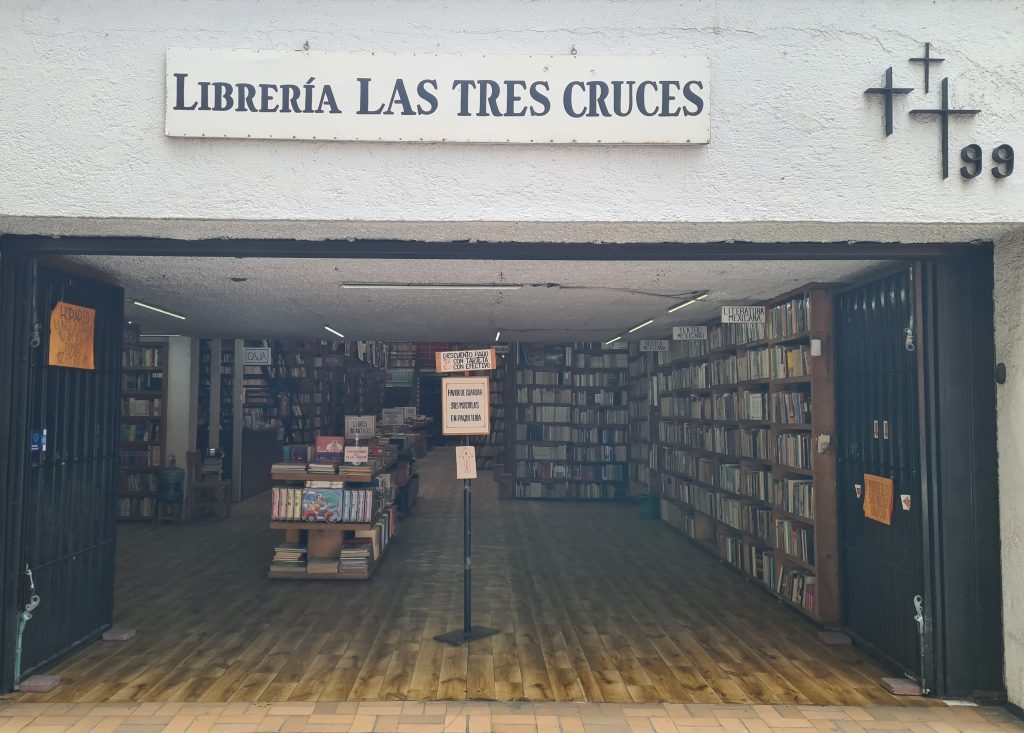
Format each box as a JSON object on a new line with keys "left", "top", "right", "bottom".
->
{"left": 312, "top": 451, "right": 340, "bottom": 465}
{"left": 301, "top": 488, "right": 344, "bottom": 523}
{"left": 315, "top": 435, "right": 345, "bottom": 453}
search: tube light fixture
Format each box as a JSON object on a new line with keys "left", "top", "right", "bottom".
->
{"left": 495, "top": 330, "right": 501, "bottom": 342}
{"left": 605, "top": 336, "right": 622, "bottom": 345}
{"left": 667, "top": 291, "right": 709, "bottom": 314}
{"left": 324, "top": 325, "right": 345, "bottom": 339}
{"left": 341, "top": 283, "right": 522, "bottom": 291}
{"left": 132, "top": 300, "right": 186, "bottom": 320}
{"left": 628, "top": 319, "right": 655, "bottom": 333}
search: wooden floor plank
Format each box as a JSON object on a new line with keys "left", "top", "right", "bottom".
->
{"left": 4, "top": 447, "right": 931, "bottom": 706}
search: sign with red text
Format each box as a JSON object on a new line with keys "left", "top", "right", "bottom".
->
{"left": 435, "top": 349, "right": 496, "bottom": 373}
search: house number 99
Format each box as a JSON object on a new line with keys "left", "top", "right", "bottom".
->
{"left": 960, "top": 144, "right": 1014, "bottom": 179}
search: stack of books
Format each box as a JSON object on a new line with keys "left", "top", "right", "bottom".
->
{"left": 271, "top": 543, "right": 307, "bottom": 573}
{"left": 272, "top": 461, "right": 309, "bottom": 476}
{"left": 307, "top": 557, "right": 340, "bottom": 575}
{"left": 338, "top": 541, "right": 373, "bottom": 577}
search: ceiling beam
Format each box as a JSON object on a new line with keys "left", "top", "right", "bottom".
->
{"left": 0, "top": 236, "right": 993, "bottom": 261}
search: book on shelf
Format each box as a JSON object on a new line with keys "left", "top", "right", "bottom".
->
{"left": 272, "top": 461, "right": 309, "bottom": 475}
{"left": 307, "top": 557, "right": 340, "bottom": 575}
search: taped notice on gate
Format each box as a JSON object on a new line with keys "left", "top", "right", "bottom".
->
{"left": 435, "top": 348, "right": 495, "bottom": 372}
{"left": 48, "top": 301, "right": 96, "bottom": 370}
{"left": 863, "top": 473, "right": 894, "bottom": 525}
{"left": 442, "top": 376, "right": 490, "bottom": 436}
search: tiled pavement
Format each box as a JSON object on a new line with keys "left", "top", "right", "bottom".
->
{"left": 0, "top": 701, "right": 1021, "bottom": 733}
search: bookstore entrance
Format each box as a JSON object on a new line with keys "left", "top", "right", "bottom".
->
{"left": 0, "top": 241, "right": 1002, "bottom": 705}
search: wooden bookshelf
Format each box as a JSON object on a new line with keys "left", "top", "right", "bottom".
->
{"left": 627, "top": 344, "right": 657, "bottom": 496}
{"left": 513, "top": 343, "right": 630, "bottom": 500}
{"left": 469, "top": 350, "right": 509, "bottom": 470}
{"left": 118, "top": 341, "right": 168, "bottom": 521}
{"left": 649, "top": 286, "right": 839, "bottom": 625}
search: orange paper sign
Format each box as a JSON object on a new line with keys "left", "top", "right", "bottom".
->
{"left": 48, "top": 301, "right": 96, "bottom": 370}
{"left": 863, "top": 473, "right": 894, "bottom": 525}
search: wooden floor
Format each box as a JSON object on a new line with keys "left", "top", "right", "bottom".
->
{"left": 5, "top": 448, "right": 932, "bottom": 705}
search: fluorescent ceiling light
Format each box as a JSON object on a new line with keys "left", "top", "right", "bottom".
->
{"left": 140, "top": 334, "right": 180, "bottom": 338}
{"left": 667, "top": 292, "right": 709, "bottom": 314}
{"left": 495, "top": 330, "right": 501, "bottom": 342}
{"left": 324, "top": 325, "right": 345, "bottom": 339}
{"left": 341, "top": 283, "right": 522, "bottom": 291}
{"left": 605, "top": 336, "right": 622, "bottom": 345}
{"left": 628, "top": 319, "right": 655, "bottom": 333}
{"left": 132, "top": 300, "right": 186, "bottom": 320}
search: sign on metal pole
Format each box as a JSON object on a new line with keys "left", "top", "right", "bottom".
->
{"left": 441, "top": 377, "right": 490, "bottom": 436}
{"left": 435, "top": 349, "right": 496, "bottom": 373}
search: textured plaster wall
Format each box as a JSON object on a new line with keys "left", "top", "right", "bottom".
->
{"left": 0, "top": 0, "right": 1023, "bottom": 230}
{"left": 995, "top": 231, "right": 1024, "bottom": 707}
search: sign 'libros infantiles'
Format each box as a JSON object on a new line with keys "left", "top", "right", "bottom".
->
{"left": 166, "top": 50, "right": 710, "bottom": 145}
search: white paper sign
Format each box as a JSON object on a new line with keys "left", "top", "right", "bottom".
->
{"left": 344, "top": 446, "right": 369, "bottom": 465}
{"left": 721, "top": 306, "right": 766, "bottom": 324}
{"left": 442, "top": 376, "right": 490, "bottom": 436}
{"left": 381, "top": 408, "right": 404, "bottom": 425}
{"left": 640, "top": 340, "right": 670, "bottom": 352}
{"left": 456, "top": 446, "right": 478, "bottom": 479}
{"left": 345, "top": 415, "right": 376, "bottom": 438}
{"left": 242, "top": 347, "right": 271, "bottom": 365}
{"left": 165, "top": 50, "right": 711, "bottom": 145}
{"left": 673, "top": 326, "right": 708, "bottom": 340}
{"left": 402, "top": 406, "right": 417, "bottom": 421}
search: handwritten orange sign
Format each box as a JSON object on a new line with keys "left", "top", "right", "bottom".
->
{"left": 48, "top": 301, "right": 96, "bottom": 370}
{"left": 863, "top": 473, "right": 894, "bottom": 525}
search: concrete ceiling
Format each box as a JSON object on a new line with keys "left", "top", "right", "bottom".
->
{"left": 66, "top": 255, "right": 893, "bottom": 342}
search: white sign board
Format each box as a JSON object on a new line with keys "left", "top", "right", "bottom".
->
{"left": 344, "top": 446, "right": 369, "bottom": 465}
{"left": 402, "top": 406, "right": 417, "bottom": 421}
{"left": 344, "top": 415, "right": 376, "bottom": 438}
{"left": 242, "top": 347, "right": 271, "bottom": 365}
{"left": 166, "top": 49, "right": 711, "bottom": 145}
{"left": 455, "top": 446, "right": 478, "bottom": 479}
{"left": 673, "top": 326, "right": 708, "bottom": 340}
{"left": 640, "top": 340, "right": 670, "bottom": 352}
{"left": 442, "top": 376, "right": 490, "bottom": 436}
{"left": 721, "top": 306, "right": 766, "bottom": 324}
{"left": 381, "top": 407, "right": 405, "bottom": 425}
{"left": 435, "top": 349, "right": 496, "bottom": 372}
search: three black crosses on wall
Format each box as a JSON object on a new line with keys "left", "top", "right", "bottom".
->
{"left": 864, "top": 43, "right": 980, "bottom": 179}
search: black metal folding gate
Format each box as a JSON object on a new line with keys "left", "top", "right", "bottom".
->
{"left": 835, "top": 269, "right": 924, "bottom": 677}
{"left": 0, "top": 256, "right": 123, "bottom": 691}
{"left": 835, "top": 260, "right": 1002, "bottom": 699}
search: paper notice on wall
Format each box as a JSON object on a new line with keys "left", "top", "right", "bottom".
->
{"left": 48, "top": 301, "right": 96, "bottom": 370}
{"left": 435, "top": 349, "right": 495, "bottom": 372}
{"left": 863, "top": 473, "right": 894, "bottom": 525}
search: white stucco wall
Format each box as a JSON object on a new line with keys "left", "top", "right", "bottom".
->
{"left": 0, "top": 0, "right": 1022, "bottom": 233}
{"left": 2, "top": 0, "right": 1024, "bottom": 705}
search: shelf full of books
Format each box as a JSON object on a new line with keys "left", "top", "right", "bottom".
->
{"left": 118, "top": 342, "right": 168, "bottom": 520}
{"left": 650, "top": 287, "right": 839, "bottom": 625}
{"left": 267, "top": 434, "right": 405, "bottom": 580}
{"left": 513, "top": 342, "right": 630, "bottom": 500}
{"left": 470, "top": 351, "right": 508, "bottom": 470}
{"left": 627, "top": 344, "right": 656, "bottom": 496}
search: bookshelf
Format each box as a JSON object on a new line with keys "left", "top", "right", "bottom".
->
{"left": 267, "top": 455, "right": 402, "bottom": 580}
{"left": 513, "top": 342, "right": 630, "bottom": 500}
{"left": 118, "top": 341, "right": 168, "bottom": 521}
{"left": 470, "top": 350, "right": 508, "bottom": 470}
{"left": 650, "top": 286, "right": 839, "bottom": 625}
{"left": 627, "top": 344, "right": 656, "bottom": 496}
{"left": 219, "top": 339, "right": 235, "bottom": 480}
{"left": 196, "top": 338, "right": 212, "bottom": 452}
